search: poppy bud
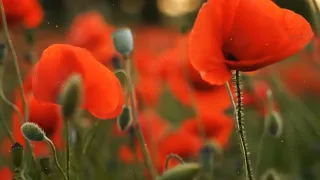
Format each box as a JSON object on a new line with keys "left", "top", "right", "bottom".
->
{"left": 112, "top": 56, "right": 122, "bottom": 70}
{"left": 264, "top": 111, "right": 283, "bottom": 138}
{"left": 0, "top": 43, "right": 7, "bottom": 65}
{"left": 157, "top": 163, "right": 200, "bottom": 180}
{"left": 40, "top": 157, "right": 53, "bottom": 176}
{"left": 260, "top": 168, "right": 281, "bottom": 180}
{"left": 114, "top": 69, "right": 127, "bottom": 88}
{"left": 59, "top": 74, "right": 83, "bottom": 120}
{"left": 112, "top": 28, "right": 134, "bottom": 56}
{"left": 21, "top": 122, "right": 45, "bottom": 142}
{"left": 117, "top": 105, "right": 132, "bottom": 131}
{"left": 11, "top": 142, "right": 24, "bottom": 169}
{"left": 199, "top": 144, "right": 214, "bottom": 173}
{"left": 24, "top": 28, "right": 35, "bottom": 45}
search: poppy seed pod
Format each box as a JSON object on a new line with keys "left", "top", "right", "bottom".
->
{"left": 199, "top": 144, "right": 214, "bottom": 173}
{"left": 21, "top": 122, "right": 46, "bottom": 142}
{"left": 157, "top": 163, "right": 200, "bottom": 180}
{"left": 264, "top": 111, "right": 283, "bottom": 138}
{"left": 112, "top": 28, "right": 134, "bottom": 56}
{"left": 11, "top": 142, "right": 24, "bottom": 169}
{"left": 59, "top": 74, "right": 83, "bottom": 120}
{"left": 117, "top": 105, "right": 133, "bottom": 131}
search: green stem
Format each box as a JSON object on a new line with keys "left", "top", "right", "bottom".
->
{"left": 0, "top": 0, "right": 29, "bottom": 124}
{"left": 65, "top": 120, "right": 70, "bottom": 180}
{"left": 124, "top": 56, "right": 158, "bottom": 179}
{"left": 82, "top": 121, "right": 100, "bottom": 155}
{"left": 45, "top": 137, "right": 68, "bottom": 180}
{"left": 0, "top": 110, "right": 14, "bottom": 142}
{"left": 229, "top": 71, "right": 254, "bottom": 180}
{"left": 165, "top": 154, "right": 185, "bottom": 171}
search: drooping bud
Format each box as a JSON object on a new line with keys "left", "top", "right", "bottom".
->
{"left": 21, "top": 122, "right": 45, "bottom": 142}
{"left": 264, "top": 111, "right": 283, "bottom": 138}
{"left": 0, "top": 43, "right": 7, "bottom": 65}
{"left": 11, "top": 142, "right": 24, "bottom": 169}
{"left": 260, "top": 168, "right": 281, "bottom": 180}
{"left": 112, "top": 56, "right": 122, "bottom": 70}
{"left": 59, "top": 74, "right": 83, "bottom": 120}
{"left": 24, "top": 28, "right": 35, "bottom": 45}
{"left": 114, "top": 69, "right": 127, "bottom": 88}
{"left": 157, "top": 163, "right": 200, "bottom": 180}
{"left": 117, "top": 105, "right": 132, "bottom": 131}
{"left": 199, "top": 144, "right": 214, "bottom": 173}
{"left": 39, "top": 157, "right": 53, "bottom": 176}
{"left": 112, "top": 28, "right": 134, "bottom": 56}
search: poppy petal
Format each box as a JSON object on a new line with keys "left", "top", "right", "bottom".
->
{"left": 189, "top": 2, "right": 232, "bottom": 85}
{"left": 224, "top": 0, "right": 313, "bottom": 71}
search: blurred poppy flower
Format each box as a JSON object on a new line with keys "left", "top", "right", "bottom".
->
{"left": 67, "top": 11, "right": 119, "bottom": 66}
{"left": 32, "top": 44, "right": 124, "bottom": 119}
{"left": 118, "top": 110, "right": 170, "bottom": 165}
{"left": 156, "top": 131, "right": 203, "bottom": 172}
{"left": 0, "top": 167, "right": 12, "bottom": 180}
{"left": 280, "top": 61, "right": 320, "bottom": 96}
{"left": 0, "top": 0, "right": 43, "bottom": 28}
{"left": 180, "top": 113, "right": 233, "bottom": 149}
{"left": 189, "top": 0, "right": 314, "bottom": 85}
{"left": 162, "top": 34, "right": 231, "bottom": 114}
{"left": 2, "top": 73, "right": 63, "bottom": 157}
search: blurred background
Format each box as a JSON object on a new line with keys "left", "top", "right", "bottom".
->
{"left": 0, "top": 0, "right": 320, "bottom": 180}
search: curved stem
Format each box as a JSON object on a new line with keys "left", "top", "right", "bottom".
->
{"left": 45, "top": 137, "right": 68, "bottom": 180}
{"left": 0, "top": 110, "right": 14, "bottom": 143}
{"left": 165, "top": 154, "right": 185, "bottom": 171}
{"left": 0, "top": 0, "right": 29, "bottom": 123}
{"left": 124, "top": 56, "right": 158, "bottom": 179}
{"left": 230, "top": 71, "right": 254, "bottom": 180}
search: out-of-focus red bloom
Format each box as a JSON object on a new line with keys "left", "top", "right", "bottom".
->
{"left": 1, "top": 0, "right": 43, "bottom": 28}
{"left": 132, "top": 26, "right": 179, "bottom": 107}
{"left": 32, "top": 44, "right": 124, "bottom": 119}
{"left": 0, "top": 167, "right": 12, "bottom": 180}
{"left": 118, "top": 110, "right": 170, "bottom": 165}
{"left": 2, "top": 73, "right": 63, "bottom": 157}
{"left": 280, "top": 61, "right": 320, "bottom": 96}
{"left": 67, "top": 11, "right": 118, "bottom": 65}
{"left": 189, "top": 0, "right": 314, "bottom": 85}
{"left": 180, "top": 113, "right": 233, "bottom": 149}
{"left": 162, "top": 34, "right": 231, "bottom": 114}
{"left": 156, "top": 131, "right": 203, "bottom": 173}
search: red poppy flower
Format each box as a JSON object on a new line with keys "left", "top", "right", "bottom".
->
{"left": 1, "top": 0, "right": 43, "bottom": 28}
{"left": 280, "top": 61, "right": 320, "bottom": 96}
{"left": 0, "top": 167, "right": 12, "bottom": 180}
{"left": 118, "top": 110, "right": 171, "bottom": 165}
{"left": 162, "top": 33, "right": 231, "bottom": 112}
{"left": 189, "top": 0, "right": 314, "bottom": 85}
{"left": 157, "top": 131, "right": 203, "bottom": 172}
{"left": 180, "top": 113, "right": 233, "bottom": 149}
{"left": 67, "top": 11, "right": 118, "bottom": 65}
{"left": 32, "top": 44, "right": 124, "bottom": 119}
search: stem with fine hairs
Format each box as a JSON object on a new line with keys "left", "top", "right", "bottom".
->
{"left": 123, "top": 56, "right": 158, "bottom": 179}
{"left": 226, "top": 71, "right": 254, "bottom": 180}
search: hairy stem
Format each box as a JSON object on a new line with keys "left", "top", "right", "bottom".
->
{"left": 229, "top": 71, "right": 254, "bottom": 180}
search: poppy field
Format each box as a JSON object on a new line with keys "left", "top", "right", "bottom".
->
{"left": 0, "top": 0, "right": 319, "bottom": 180}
